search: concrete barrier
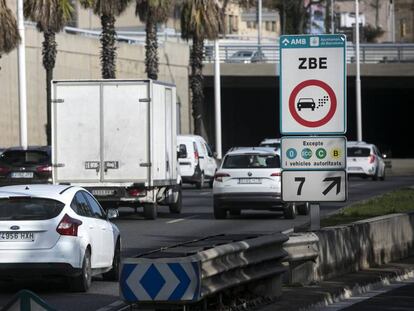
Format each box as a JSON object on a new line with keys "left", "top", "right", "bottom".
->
{"left": 387, "top": 159, "right": 414, "bottom": 176}
{"left": 288, "top": 213, "right": 414, "bottom": 284}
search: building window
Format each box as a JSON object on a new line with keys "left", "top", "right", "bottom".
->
{"left": 271, "top": 21, "right": 276, "bottom": 32}
{"left": 265, "top": 21, "right": 271, "bottom": 31}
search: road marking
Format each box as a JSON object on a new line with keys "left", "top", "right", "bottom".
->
{"left": 166, "top": 215, "right": 197, "bottom": 224}
{"left": 282, "top": 228, "right": 294, "bottom": 234}
{"left": 199, "top": 191, "right": 211, "bottom": 195}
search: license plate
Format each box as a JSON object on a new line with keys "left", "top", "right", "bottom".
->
{"left": 91, "top": 189, "right": 115, "bottom": 196}
{"left": 0, "top": 232, "right": 34, "bottom": 242}
{"left": 239, "top": 178, "right": 261, "bottom": 184}
{"left": 11, "top": 172, "right": 34, "bottom": 178}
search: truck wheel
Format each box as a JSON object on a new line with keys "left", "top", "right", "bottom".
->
{"left": 169, "top": 187, "right": 182, "bottom": 214}
{"left": 213, "top": 200, "right": 227, "bottom": 219}
{"left": 196, "top": 173, "right": 204, "bottom": 189}
{"left": 143, "top": 203, "right": 157, "bottom": 220}
{"left": 283, "top": 203, "right": 296, "bottom": 219}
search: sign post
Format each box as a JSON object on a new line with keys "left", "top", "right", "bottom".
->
{"left": 280, "top": 34, "right": 347, "bottom": 231}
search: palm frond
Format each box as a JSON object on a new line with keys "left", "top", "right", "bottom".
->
{"left": 0, "top": 0, "right": 21, "bottom": 54}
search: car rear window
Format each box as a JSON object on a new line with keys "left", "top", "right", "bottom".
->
{"left": 0, "top": 150, "right": 50, "bottom": 166}
{"left": 347, "top": 147, "right": 371, "bottom": 157}
{"left": 223, "top": 154, "right": 280, "bottom": 169}
{"left": 0, "top": 198, "right": 64, "bottom": 221}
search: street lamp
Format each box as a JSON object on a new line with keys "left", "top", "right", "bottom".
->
{"left": 355, "top": 0, "right": 362, "bottom": 142}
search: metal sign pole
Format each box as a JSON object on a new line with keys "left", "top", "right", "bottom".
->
{"left": 310, "top": 203, "right": 320, "bottom": 231}
{"left": 17, "top": 0, "right": 28, "bottom": 150}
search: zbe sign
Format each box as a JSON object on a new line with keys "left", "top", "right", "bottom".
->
{"left": 280, "top": 34, "right": 347, "bottom": 134}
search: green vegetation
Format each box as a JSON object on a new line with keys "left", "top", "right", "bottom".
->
{"left": 321, "top": 188, "right": 414, "bottom": 227}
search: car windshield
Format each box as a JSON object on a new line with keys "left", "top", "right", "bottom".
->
{"left": 0, "top": 150, "right": 49, "bottom": 166}
{"left": 223, "top": 154, "right": 280, "bottom": 169}
{"left": 348, "top": 147, "right": 371, "bottom": 157}
{"left": 0, "top": 198, "right": 64, "bottom": 221}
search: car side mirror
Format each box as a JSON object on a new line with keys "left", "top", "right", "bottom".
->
{"left": 213, "top": 151, "right": 218, "bottom": 158}
{"left": 107, "top": 208, "right": 119, "bottom": 220}
{"left": 177, "top": 145, "right": 187, "bottom": 159}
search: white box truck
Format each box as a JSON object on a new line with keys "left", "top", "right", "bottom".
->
{"left": 51, "top": 79, "right": 182, "bottom": 219}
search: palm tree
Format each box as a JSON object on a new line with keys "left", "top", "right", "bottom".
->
{"left": 80, "top": 0, "right": 132, "bottom": 79}
{"left": 136, "top": 0, "right": 172, "bottom": 80}
{"left": 181, "top": 0, "right": 223, "bottom": 136}
{"left": 24, "top": 0, "right": 74, "bottom": 145}
{"left": 0, "top": 0, "right": 21, "bottom": 69}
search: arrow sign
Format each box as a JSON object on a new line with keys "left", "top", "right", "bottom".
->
{"left": 322, "top": 177, "right": 341, "bottom": 195}
{"left": 282, "top": 170, "right": 347, "bottom": 202}
{"left": 120, "top": 261, "right": 201, "bottom": 303}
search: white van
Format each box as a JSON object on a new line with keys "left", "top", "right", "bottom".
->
{"left": 177, "top": 135, "right": 217, "bottom": 188}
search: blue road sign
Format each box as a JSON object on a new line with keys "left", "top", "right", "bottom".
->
{"left": 120, "top": 261, "right": 201, "bottom": 302}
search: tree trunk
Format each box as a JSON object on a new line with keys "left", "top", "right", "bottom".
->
{"left": 42, "top": 30, "right": 57, "bottom": 146}
{"left": 100, "top": 14, "right": 116, "bottom": 79}
{"left": 145, "top": 13, "right": 159, "bottom": 80}
{"left": 189, "top": 37, "right": 205, "bottom": 136}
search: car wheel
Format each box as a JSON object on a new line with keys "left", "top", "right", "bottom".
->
{"left": 143, "top": 203, "right": 157, "bottom": 220}
{"left": 70, "top": 249, "right": 92, "bottom": 292}
{"left": 297, "top": 202, "right": 310, "bottom": 215}
{"left": 169, "top": 187, "right": 182, "bottom": 214}
{"left": 214, "top": 201, "right": 227, "bottom": 219}
{"left": 196, "top": 173, "right": 204, "bottom": 189}
{"left": 380, "top": 169, "right": 386, "bottom": 181}
{"left": 372, "top": 168, "right": 379, "bottom": 181}
{"left": 102, "top": 240, "right": 121, "bottom": 281}
{"left": 283, "top": 203, "right": 296, "bottom": 219}
{"left": 229, "top": 209, "right": 241, "bottom": 216}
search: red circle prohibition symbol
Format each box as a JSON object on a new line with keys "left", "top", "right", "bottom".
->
{"left": 289, "top": 79, "right": 337, "bottom": 128}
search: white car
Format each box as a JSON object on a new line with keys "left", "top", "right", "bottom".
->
{"left": 212, "top": 147, "right": 296, "bottom": 219}
{"left": 0, "top": 184, "right": 121, "bottom": 292}
{"left": 347, "top": 141, "right": 386, "bottom": 181}
{"left": 177, "top": 135, "right": 217, "bottom": 188}
{"left": 259, "top": 138, "right": 281, "bottom": 150}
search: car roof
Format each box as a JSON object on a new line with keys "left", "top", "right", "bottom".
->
{"left": 260, "top": 138, "right": 281, "bottom": 144}
{"left": 347, "top": 141, "right": 374, "bottom": 148}
{"left": 177, "top": 135, "right": 206, "bottom": 142}
{"left": 225, "top": 147, "right": 280, "bottom": 156}
{"left": 0, "top": 184, "right": 81, "bottom": 204}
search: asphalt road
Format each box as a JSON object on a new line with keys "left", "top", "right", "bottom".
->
{"left": 0, "top": 175, "right": 413, "bottom": 311}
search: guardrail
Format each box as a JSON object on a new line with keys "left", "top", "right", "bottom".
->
{"left": 119, "top": 233, "right": 288, "bottom": 307}
{"left": 204, "top": 43, "right": 414, "bottom": 64}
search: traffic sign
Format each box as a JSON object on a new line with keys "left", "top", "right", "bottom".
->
{"left": 281, "top": 170, "right": 347, "bottom": 202}
{"left": 120, "top": 261, "right": 201, "bottom": 302}
{"left": 280, "top": 34, "right": 346, "bottom": 134}
{"left": 281, "top": 136, "right": 347, "bottom": 170}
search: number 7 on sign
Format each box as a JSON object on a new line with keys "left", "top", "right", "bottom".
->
{"left": 294, "top": 177, "right": 306, "bottom": 195}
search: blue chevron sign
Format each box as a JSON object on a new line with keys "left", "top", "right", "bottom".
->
{"left": 120, "top": 260, "right": 201, "bottom": 302}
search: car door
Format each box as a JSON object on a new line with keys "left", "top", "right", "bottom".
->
{"left": 71, "top": 192, "right": 101, "bottom": 268}
{"left": 82, "top": 192, "right": 114, "bottom": 268}
{"left": 204, "top": 143, "right": 217, "bottom": 178}
{"left": 196, "top": 139, "right": 208, "bottom": 175}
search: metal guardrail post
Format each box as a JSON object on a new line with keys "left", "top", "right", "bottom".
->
{"left": 283, "top": 233, "right": 319, "bottom": 285}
